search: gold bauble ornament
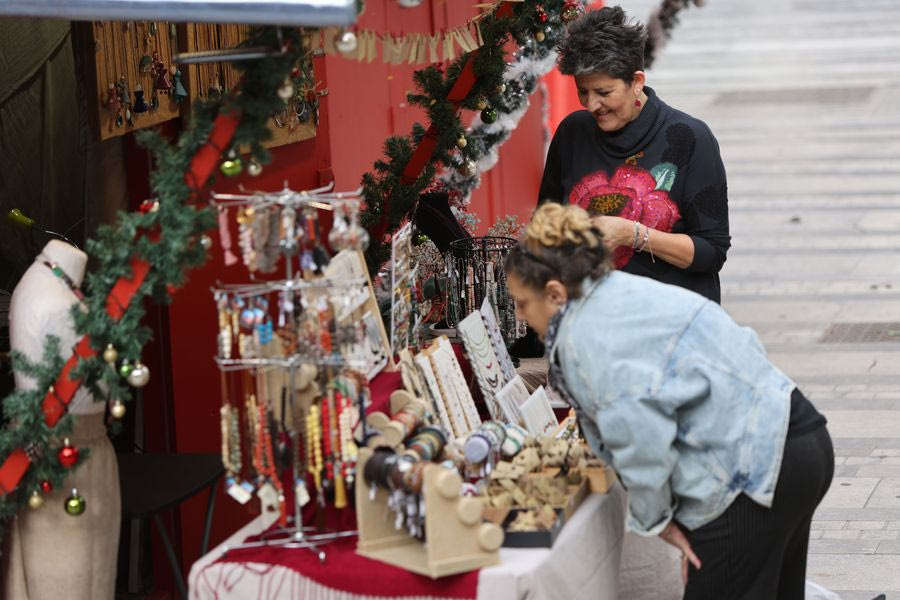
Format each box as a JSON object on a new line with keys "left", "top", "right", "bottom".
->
{"left": 111, "top": 399, "right": 126, "bottom": 419}
{"left": 28, "top": 491, "right": 44, "bottom": 510}
{"left": 103, "top": 344, "right": 118, "bottom": 365}
{"left": 456, "top": 135, "right": 467, "bottom": 149}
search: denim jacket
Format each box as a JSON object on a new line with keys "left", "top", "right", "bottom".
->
{"left": 549, "top": 271, "right": 793, "bottom": 536}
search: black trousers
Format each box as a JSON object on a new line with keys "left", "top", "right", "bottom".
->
{"left": 683, "top": 425, "right": 834, "bottom": 600}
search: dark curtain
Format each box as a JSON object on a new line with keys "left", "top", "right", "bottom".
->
{"left": 0, "top": 18, "right": 87, "bottom": 294}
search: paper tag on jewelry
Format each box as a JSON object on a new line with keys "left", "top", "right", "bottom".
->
{"left": 227, "top": 481, "right": 253, "bottom": 504}
{"left": 257, "top": 482, "right": 279, "bottom": 509}
{"left": 295, "top": 480, "right": 311, "bottom": 507}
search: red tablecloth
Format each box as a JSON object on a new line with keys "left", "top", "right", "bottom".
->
{"left": 205, "top": 368, "right": 479, "bottom": 598}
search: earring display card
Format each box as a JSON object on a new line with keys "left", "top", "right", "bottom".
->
{"left": 390, "top": 223, "right": 416, "bottom": 356}
{"left": 436, "top": 336, "right": 482, "bottom": 432}
{"left": 479, "top": 297, "right": 517, "bottom": 383}
{"left": 83, "top": 20, "right": 183, "bottom": 140}
{"left": 520, "top": 386, "right": 559, "bottom": 437}
{"left": 414, "top": 352, "right": 457, "bottom": 436}
{"left": 425, "top": 344, "right": 471, "bottom": 436}
{"left": 361, "top": 311, "right": 389, "bottom": 380}
{"left": 495, "top": 375, "right": 530, "bottom": 426}
{"left": 325, "top": 250, "right": 395, "bottom": 379}
{"left": 458, "top": 311, "right": 505, "bottom": 420}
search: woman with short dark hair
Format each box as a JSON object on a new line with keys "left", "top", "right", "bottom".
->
{"left": 505, "top": 203, "right": 833, "bottom": 599}
{"left": 540, "top": 6, "right": 730, "bottom": 303}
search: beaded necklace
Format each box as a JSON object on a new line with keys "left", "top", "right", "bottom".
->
{"left": 42, "top": 261, "right": 84, "bottom": 300}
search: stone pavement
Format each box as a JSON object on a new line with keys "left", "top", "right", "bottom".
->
{"left": 614, "top": 0, "right": 900, "bottom": 596}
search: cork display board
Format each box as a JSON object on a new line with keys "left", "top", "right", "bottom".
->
{"left": 86, "top": 21, "right": 184, "bottom": 140}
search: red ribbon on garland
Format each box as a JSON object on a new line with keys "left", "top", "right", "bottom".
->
{"left": 185, "top": 112, "right": 242, "bottom": 196}
{"left": 0, "top": 112, "right": 239, "bottom": 498}
{"left": 375, "top": 1, "right": 517, "bottom": 241}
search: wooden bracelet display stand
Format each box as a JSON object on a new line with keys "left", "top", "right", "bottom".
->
{"left": 365, "top": 390, "right": 429, "bottom": 447}
{"left": 355, "top": 448, "right": 503, "bottom": 578}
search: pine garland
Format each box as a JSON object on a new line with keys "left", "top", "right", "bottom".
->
{"left": 0, "top": 26, "right": 308, "bottom": 536}
{"left": 361, "top": 0, "right": 570, "bottom": 274}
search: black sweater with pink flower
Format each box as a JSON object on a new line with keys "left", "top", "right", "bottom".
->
{"left": 538, "top": 87, "right": 730, "bottom": 303}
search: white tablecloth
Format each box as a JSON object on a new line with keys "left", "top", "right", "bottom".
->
{"left": 189, "top": 484, "right": 627, "bottom": 600}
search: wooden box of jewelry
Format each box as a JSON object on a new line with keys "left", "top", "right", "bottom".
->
{"left": 482, "top": 471, "right": 590, "bottom": 548}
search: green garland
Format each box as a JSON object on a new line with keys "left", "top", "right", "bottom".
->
{"left": 0, "top": 26, "right": 309, "bottom": 535}
{"left": 361, "top": 0, "right": 567, "bottom": 274}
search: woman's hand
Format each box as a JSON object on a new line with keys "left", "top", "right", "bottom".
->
{"left": 659, "top": 521, "right": 702, "bottom": 585}
{"left": 590, "top": 215, "right": 634, "bottom": 250}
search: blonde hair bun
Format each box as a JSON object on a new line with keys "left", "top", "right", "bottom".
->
{"left": 525, "top": 203, "right": 601, "bottom": 249}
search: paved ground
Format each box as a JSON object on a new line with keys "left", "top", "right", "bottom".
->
{"left": 617, "top": 0, "right": 900, "bottom": 596}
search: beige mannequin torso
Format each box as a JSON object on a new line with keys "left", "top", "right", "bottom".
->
{"left": 9, "top": 239, "right": 101, "bottom": 415}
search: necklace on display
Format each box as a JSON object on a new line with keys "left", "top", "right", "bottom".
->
{"left": 42, "top": 260, "right": 84, "bottom": 301}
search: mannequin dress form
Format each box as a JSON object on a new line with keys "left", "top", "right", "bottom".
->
{"left": 2, "top": 240, "right": 120, "bottom": 600}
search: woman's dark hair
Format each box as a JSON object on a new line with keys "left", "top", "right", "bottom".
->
{"left": 556, "top": 6, "right": 647, "bottom": 82}
{"left": 504, "top": 204, "right": 610, "bottom": 299}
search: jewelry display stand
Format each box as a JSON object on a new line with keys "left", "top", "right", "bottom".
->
{"left": 210, "top": 184, "right": 374, "bottom": 560}
{"left": 355, "top": 448, "right": 503, "bottom": 578}
{"left": 446, "top": 236, "right": 521, "bottom": 345}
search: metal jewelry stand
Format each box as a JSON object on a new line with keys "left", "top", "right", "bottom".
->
{"left": 210, "top": 184, "right": 368, "bottom": 561}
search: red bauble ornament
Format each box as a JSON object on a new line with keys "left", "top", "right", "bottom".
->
{"left": 57, "top": 439, "right": 79, "bottom": 468}
{"left": 538, "top": 11, "right": 548, "bottom": 23}
{"left": 139, "top": 199, "right": 160, "bottom": 214}
{"left": 40, "top": 480, "right": 53, "bottom": 493}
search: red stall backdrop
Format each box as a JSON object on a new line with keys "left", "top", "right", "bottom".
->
{"left": 123, "top": 0, "right": 553, "bottom": 588}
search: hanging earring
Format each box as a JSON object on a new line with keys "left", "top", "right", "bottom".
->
{"left": 153, "top": 51, "right": 172, "bottom": 94}
{"left": 132, "top": 83, "right": 149, "bottom": 114}
{"left": 172, "top": 67, "right": 188, "bottom": 104}
{"left": 634, "top": 98, "right": 642, "bottom": 107}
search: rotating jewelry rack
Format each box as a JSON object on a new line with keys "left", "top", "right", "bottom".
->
{"left": 446, "top": 236, "right": 522, "bottom": 345}
{"left": 210, "top": 184, "right": 376, "bottom": 561}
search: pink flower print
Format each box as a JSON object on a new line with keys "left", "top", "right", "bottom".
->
{"left": 569, "top": 165, "right": 681, "bottom": 268}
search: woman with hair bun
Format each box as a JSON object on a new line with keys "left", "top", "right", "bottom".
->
{"left": 540, "top": 6, "right": 730, "bottom": 303}
{"left": 505, "top": 203, "right": 833, "bottom": 599}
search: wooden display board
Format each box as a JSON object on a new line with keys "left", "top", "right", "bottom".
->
{"left": 82, "top": 22, "right": 317, "bottom": 147}
{"left": 181, "top": 24, "right": 318, "bottom": 149}
{"left": 84, "top": 20, "right": 183, "bottom": 140}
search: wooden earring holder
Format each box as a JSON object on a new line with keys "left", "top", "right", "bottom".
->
{"left": 355, "top": 447, "right": 504, "bottom": 578}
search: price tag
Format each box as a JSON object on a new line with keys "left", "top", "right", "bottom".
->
{"left": 295, "top": 479, "right": 311, "bottom": 507}
{"left": 257, "top": 482, "right": 279, "bottom": 509}
{"left": 227, "top": 481, "right": 253, "bottom": 504}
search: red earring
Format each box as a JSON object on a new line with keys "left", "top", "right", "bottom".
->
{"left": 634, "top": 98, "right": 642, "bottom": 107}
